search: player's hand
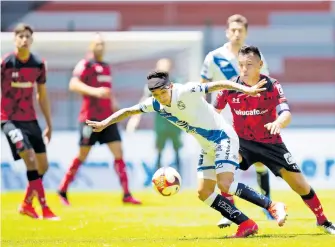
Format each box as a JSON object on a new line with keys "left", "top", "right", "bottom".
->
{"left": 43, "top": 126, "right": 52, "bottom": 144}
{"left": 86, "top": 119, "right": 108, "bottom": 132}
{"left": 264, "top": 122, "right": 281, "bottom": 135}
{"left": 244, "top": 79, "right": 267, "bottom": 97}
{"left": 94, "top": 87, "right": 111, "bottom": 99}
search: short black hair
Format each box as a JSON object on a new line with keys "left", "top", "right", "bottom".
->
{"left": 238, "top": 45, "right": 261, "bottom": 59}
{"left": 147, "top": 70, "right": 171, "bottom": 91}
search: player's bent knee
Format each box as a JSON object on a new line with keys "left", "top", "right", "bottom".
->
{"left": 216, "top": 172, "right": 234, "bottom": 193}
{"left": 35, "top": 153, "right": 49, "bottom": 174}
{"left": 19, "top": 149, "right": 37, "bottom": 170}
{"left": 78, "top": 146, "right": 91, "bottom": 161}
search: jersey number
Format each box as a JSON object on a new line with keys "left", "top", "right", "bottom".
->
{"left": 8, "top": 129, "right": 24, "bottom": 144}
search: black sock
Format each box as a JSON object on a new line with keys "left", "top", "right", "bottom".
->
{"left": 235, "top": 183, "right": 272, "bottom": 209}
{"left": 175, "top": 150, "right": 180, "bottom": 172}
{"left": 156, "top": 151, "right": 162, "bottom": 170}
{"left": 207, "top": 193, "right": 249, "bottom": 225}
{"left": 27, "top": 170, "right": 39, "bottom": 181}
{"left": 256, "top": 170, "right": 270, "bottom": 198}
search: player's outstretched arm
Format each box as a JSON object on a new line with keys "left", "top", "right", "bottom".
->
{"left": 265, "top": 111, "right": 292, "bottom": 135}
{"left": 69, "top": 77, "right": 110, "bottom": 99}
{"left": 206, "top": 79, "right": 267, "bottom": 97}
{"left": 86, "top": 105, "right": 143, "bottom": 132}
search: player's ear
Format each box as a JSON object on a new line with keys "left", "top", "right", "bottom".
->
{"left": 259, "top": 60, "right": 263, "bottom": 69}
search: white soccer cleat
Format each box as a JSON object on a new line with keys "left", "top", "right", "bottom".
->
{"left": 318, "top": 221, "right": 335, "bottom": 234}
{"left": 268, "top": 202, "right": 288, "bottom": 227}
{"left": 217, "top": 217, "right": 233, "bottom": 228}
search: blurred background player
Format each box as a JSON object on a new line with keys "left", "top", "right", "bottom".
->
{"left": 200, "top": 14, "right": 273, "bottom": 224}
{"left": 215, "top": 45, "right": 335, "bottom": 234}
{"left": 126, "top": 58, "right": 183, "bottom": 172}
{"left": 57, "top": 33, "right": 141, "bottom": 205}
{"left": 1, "top": 23, "right": 58, "bottom": 220}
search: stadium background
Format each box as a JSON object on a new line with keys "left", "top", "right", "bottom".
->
{"left": 1, "top": 0, "right": 335, "bottom": 192}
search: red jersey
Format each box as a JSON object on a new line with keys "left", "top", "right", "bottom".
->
{"left": 1, "top": 52, "right": 46, "bottom": 121}
{"left": 214, "top": 75, "right": 290, "bottom": 144}
{"left": 73, "top": 58, "right": 113, "bottom": 122}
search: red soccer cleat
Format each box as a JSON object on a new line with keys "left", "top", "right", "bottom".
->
{"left": 123, "top": 195, "right": 142, "bottom": 205}
{"left": 42, "top": 207, "right": 60, "bottom": 221}
{"left": 231, "top": 219, "right": 258, "bottom": 238}
{"left": 18, "top": 203, "right": 40, "bottom": 219}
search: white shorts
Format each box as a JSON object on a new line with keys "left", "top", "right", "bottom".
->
{"left": 197, "top": 137, "right": 239, "bottom": 181}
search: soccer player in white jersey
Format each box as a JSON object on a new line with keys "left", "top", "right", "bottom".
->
{"left": 86, "top": 71, "right": 287, "bottom": 238}
{"left": 200, "top": 14, "right": 273, "bottom": 226}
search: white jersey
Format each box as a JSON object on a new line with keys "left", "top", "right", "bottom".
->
{"left": 139, "top": 83, "right": 238, "bottom": 150}
{"left": 200, "top": 43, "right": 270, "bottom": 124}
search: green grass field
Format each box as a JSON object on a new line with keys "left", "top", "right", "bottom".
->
{"left": 1, "top": 190, "right": 334, "bottom": 247}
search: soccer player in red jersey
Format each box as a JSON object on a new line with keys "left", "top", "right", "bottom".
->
{"left": 214, "top": 45, "right": 335, "bottom": 234}
{"left": 1, "top": 23, "right": 58, "bottom": 220}
{"left": 57, "top": 33, "right": 141, "bottom": 205}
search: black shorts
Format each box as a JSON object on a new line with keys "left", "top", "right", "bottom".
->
{"left": 238, "top": 138, "right": 301, "bottom": 177}
{"left": 1, "top": 120, "right": 46, "bottom": 161}
{"left": 79, "top": 122, "right": 121, "bottom": 146}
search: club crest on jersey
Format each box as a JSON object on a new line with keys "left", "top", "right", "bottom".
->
{"left": 95, "top": 65, "right": 103, "bottom": 73}
{"left": 177, "top": 101, "right": 186, "bottom": 110}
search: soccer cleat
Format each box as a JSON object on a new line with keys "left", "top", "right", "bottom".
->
{"left": 268, "top": 202, "right": 287, "bottom": 226}
{"left": 57, "top": 190, "right": 70, "bottom": 206}
{"left": 42, "top": 207, "right": 60, "bottom": 220}
{"left": 18, "top": 203, "right": 40, "bottom": 219}
{"left": 217, "top": 217, "right": 233, "bottom": 228}
{"left": 263, "top": 208, "right": 275, "bottom": 220}
{"left": 317, "top": 221, "right": 335, "bottom": 234}
{"left": 231, "top": 219, "right": 258, "bottom": 238}
{"left": 123, "top": 194, "right": 142, "bottom": 205}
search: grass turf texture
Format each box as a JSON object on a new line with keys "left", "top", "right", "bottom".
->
{"left": 1, "top": 190, "right": 334, "bottom": 247}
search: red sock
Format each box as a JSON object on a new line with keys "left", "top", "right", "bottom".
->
{"left": 114, "top": 159, "right": 130, "bottom": 195}
{"left": 23, "top": 182, "right": 35, "bottom": 205}
{"left": 24, "top": 170, "right": 39, "bottom": 205}
{"left": 59, "top": 158, "right": 82, "bottom": 192}
{"left": 301, "top": 188, "right": 327, "bottom": 225}
{"left": 221, "top": 191, "right": 235, "bottom": 205}
{"left": 31, "top": 178, "right": 48, "bottom": 208}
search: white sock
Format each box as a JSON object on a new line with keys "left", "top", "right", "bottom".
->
{"left": 204, "top": 192, "right": 219, "bottom": 206}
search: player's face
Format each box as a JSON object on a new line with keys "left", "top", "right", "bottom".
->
{"left": 226, "top": 22, "right": 247, "bottom": 46}
{"left": 151, "top": 86, "right": 172, "bottom": 106}
{"left": 92, "top": 40, "right": 105, "bottom": 57}
{"left": 238, "top": 53, "right": 263, "bottom": 82}
{"left": 15, "top": 30, "right": 33, "bottom": 50}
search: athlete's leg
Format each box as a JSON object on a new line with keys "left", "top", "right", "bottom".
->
{"left": 197, "top": 149, "right": 258, "bottom": 238}
{"left": 216, "top": 138, "right": 286, "bottom": 227}
{"left": 106, "top": 141, "right": 141, "bottom": 204}
{"left": 58, "top": 146, "right": 92, "bottom": 196}
{"left": 280, "top": 168, "right": 334, "bottom": 233}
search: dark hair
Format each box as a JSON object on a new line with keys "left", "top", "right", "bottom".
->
{"left": 14, "top": 23, "right": 34, "bottom": 35}
{"left": 227, "top": 14, "right": 248, "bottom": 30}
{"left": 238, "top": 45, "right": 261, "bottom": 59}
{"left": 147, "top": 71, "right": 169, "bottom": 81}
{"left": 147, "top": 71, "right": 170, "bottom": 91}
